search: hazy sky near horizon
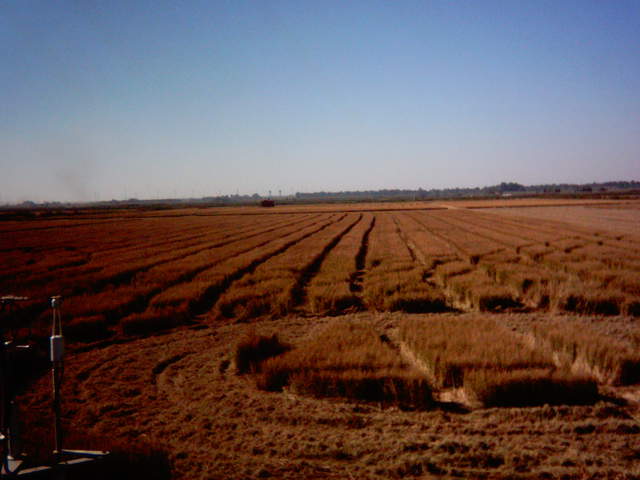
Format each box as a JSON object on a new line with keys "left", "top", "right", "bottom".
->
{"left": 2, "top": 1, "right": 639, "bottom": 202}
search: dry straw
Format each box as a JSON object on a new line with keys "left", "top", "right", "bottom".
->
{"left": 256, "top": 320, "right": 434, "bottom": 409}
{"left": 533, "top": 321, "right": 640, "bottom": 385}
{"left": 399, "top": 317, "right": 598, "bottom": 406}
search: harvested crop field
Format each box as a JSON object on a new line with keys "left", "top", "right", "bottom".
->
{"left": 4, "top": 199, "right": 640, "bottom": 479}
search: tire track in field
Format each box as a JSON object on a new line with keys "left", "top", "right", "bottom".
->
{"left": 391, "top": 215, "right": 443, "bottom": 289}
{"left": 152, "top": 352, "right": 194, "bottom": 385}
{"left": 194, "top": 214, "right": 349, "bottom": 318}
{"left": 392, "top": 215, "right": 421, "bottom": 263}
{"left": 290, "top": 214, "right": 363, "bottom": 308}
{"left": 349, "top": 216, "right": 376, "bottom": 293}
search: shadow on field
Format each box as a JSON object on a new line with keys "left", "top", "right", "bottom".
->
{"left": 15, "top": 439, "right": 172, "bottom": 480}
{"left": 64, "top": 441, "right": 173, "bottom": 480}
{"left": 19, "top": 405, "right": 172, "bottom": 480}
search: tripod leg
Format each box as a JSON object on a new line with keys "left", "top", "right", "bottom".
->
{"left": 7, "top": 400, "right": 22, "bottom": 459}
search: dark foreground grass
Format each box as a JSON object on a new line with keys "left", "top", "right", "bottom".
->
{"left": 288, "top": 369, "right": 433, "bottom": 410}
{"left": 17, "top": 422, "right": 171, "bottom": 480}
{"left": 120, "top": 307, "right": 188, "bottom": 336}
{"left": 466, "top": 369, "right": 598, "bottom": 407}
{"left": 234, "top": 332, "right": 292, "bottom": 374}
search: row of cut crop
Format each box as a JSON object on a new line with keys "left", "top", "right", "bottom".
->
{"left": 11, "top": 214, "right": 307, "bottom": 301}
{"left": 0, "top": 218, "right": 221, "bottom": 285}
{"left": 255, "top": 320, "right": 433, "bottom": 410}
{"left": 468, "top": 247, "right": 639, "bottom": 315}
{"left": 399, "top": 210, "right": 640, "bottom": 315}
{"left": 362, "top": 214, "right": 448, "bottom": 313}
{"left": 487, "top": 204, "right": 640, "bottom": 241}
{"left": 424, "top": 210, "right": 532, "bottom": 251}
{"left": 212, "top": 214, "right": 361, "bottom": 322}
{"left": 305, "top": 213, "right": 376, "bottom": 315}
{"left": 389, "top": 215, "right": 520, "bottom": 312}
{"left": 0, "top": 215, "right": 244, "bottom": 289}
{"left": 406, "top": 212, "right": 500, "bottom": 263}
{"left": 120, "top": 214, "right": 343, "bottom": 333}
{"left": 522, "top": 242, "right": 639, "bottom": 315}
{"left": 445, "top": 209, "right": 573, "bottom": 246}
{"left": 4, "top": 214, "right": 321, "bottom": 342}
{"left": 61, "top": 214, "right": 334, "bottom": 334}
{"left": 392, "top": 213, "right": 457, "bottom": 261}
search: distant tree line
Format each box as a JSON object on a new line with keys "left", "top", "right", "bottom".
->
{"left": 293, "top": 180, "right": 640, "bottom": 201}
{"left": 4, "top": 180, "right": 639, "bottom": 210}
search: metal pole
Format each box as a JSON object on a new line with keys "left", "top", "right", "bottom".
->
{"left": 52, "top": 363, "right": 62, "bottom": 457}
{"left": 50, "top": 296, "right": 64, "bottom": 458}
{"left": 1, "top": 324, "right": 9, "bottom": 474}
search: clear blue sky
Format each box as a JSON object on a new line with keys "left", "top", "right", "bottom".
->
{"left": 2, "top": 0, "right": 639, "bottom": 202}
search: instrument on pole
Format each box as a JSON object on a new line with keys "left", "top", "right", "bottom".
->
{"left": 1, "top": 295, "right": 109, "bottom": 478}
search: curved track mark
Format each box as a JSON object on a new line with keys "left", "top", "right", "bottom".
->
{"left": 349, "top": 216, "right": 376, "bottom": 293}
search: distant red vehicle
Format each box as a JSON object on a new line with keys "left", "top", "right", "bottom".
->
{"left": 260, "top": 199, "right": 275, "bottom": 207}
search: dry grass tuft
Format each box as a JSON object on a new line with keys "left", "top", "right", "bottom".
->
{"left": 257, "top": 320, "right": 434, "bottom": 409}
{"left": 444, "top": 271, "right": 520, "bottom": 312}
{"left": 626, "top": 300, "right": 640, "bottom": 316}
{"left": 289, "top": 369, "right": 432, "bottom": 408}
{"left": 234, "top": 332, "right": 292, "bottom": 374}
{"left": 387, "top": 294, "right": 448, "bottom": 313}
{"left": 533, "top": 321, "right": 640, "bottom": 385}
{"left": 364, "top": 263, "right": 448, "bottom": 313}
{"left": 466, "top": 369, "right": 598, "bottom": 407}
{"left": 399, "top": 317, "right": 597, "bottom": 407}
{"left": 558, "top": 289, "right": 624, "bottom": 315}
